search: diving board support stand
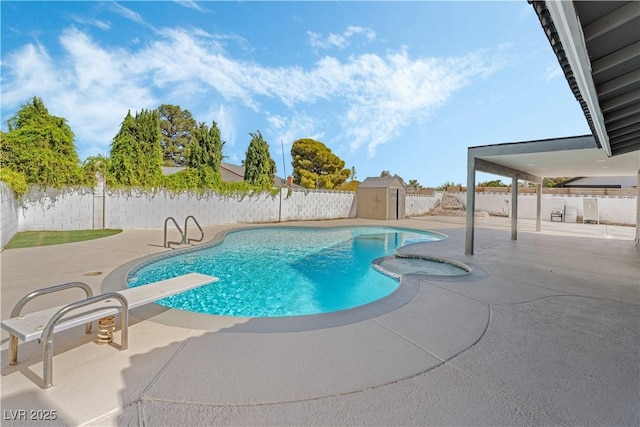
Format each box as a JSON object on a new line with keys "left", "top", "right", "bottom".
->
{"left": 42, "top": 293, "right": 129, "bottom": 389}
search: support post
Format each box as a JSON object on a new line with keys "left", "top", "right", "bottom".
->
{"left": 511, "top": 177, "right": 518, "bottom": 240}
{"left": 465, "top": 154, "right": 476, "bottom": 255}
{"left": 536, "top": 182, "right": 542, "bottom": 232}
{"left": 636, "top": 170, "right": 639, "bottom": 246}
{"left": 93, "top": 173, "right": 105, "bottom": 230}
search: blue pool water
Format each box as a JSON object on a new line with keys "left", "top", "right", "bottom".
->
{"left": 128, "top": 226, "right": 443, "bottom": 317}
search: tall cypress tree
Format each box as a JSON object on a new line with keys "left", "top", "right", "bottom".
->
{"left": 186, "top": 121, "right": 224, "bottom": 173}
{"left": 243, "top": 130, "right": 276, "bottom": 188}
{"left": 109, "top": 109, "right": 163, "bottom": 186}
{"left": 109, "top": 111, "right": 142, "bottom": 186}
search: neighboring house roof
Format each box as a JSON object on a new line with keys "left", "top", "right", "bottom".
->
{"left": 161, "top": 166, "right": 187, "bottom": 176}
{"left": 161, "top": 162, "right": 298, "bottom": 187}
{"left": 220, "top": 162, "right": 245, "bottom": 182}
{"left": 558, "top": 176, "right": 637, "bottom": 188}
{"left": 359, "top": 177, "right": 406, "bottom": 189}
{"left": 220, "top": 162, "right": 301, "bottom": 188}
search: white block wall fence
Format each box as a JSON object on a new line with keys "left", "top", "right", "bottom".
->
{"left": 447, "top": 191, "right": 638, "bottom": 225}
{"left": 0, "top": 182, "right": 20, "bottom": 248}
{"left": 1, "top": 183, "right": 636, "bottom": 249}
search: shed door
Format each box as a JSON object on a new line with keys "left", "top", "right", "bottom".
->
{"left": 389, "top": 188, "right": 398, "bottom": 220}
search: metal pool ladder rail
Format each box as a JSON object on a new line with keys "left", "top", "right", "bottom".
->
{"left": 164, "top": 216, "right": 204, "bottom": 247}
{"left": 184, "top": 215, "right": 204, "bottom": 244}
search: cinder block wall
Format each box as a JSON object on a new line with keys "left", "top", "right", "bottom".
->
{"left": 0, "top": 182, "right": 20, "bottom": 247}
{"left": 3, "top": 186, "right": 635, "bottom": 247}
{"left": 18, "top": 187, "right": 94, "bottom": 232}
{"left": 104, "top": 189, "right": 281, "bottom": 228}
{"left": 447, "top": 190, "right": 638, "bottom": 225}
{"left": 280, "top": 189, "right": 356, "bottom": 221}
{"left": 405, "top": 193, "right": 442, "bottom": 216}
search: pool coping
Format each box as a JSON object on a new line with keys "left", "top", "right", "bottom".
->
{"left": 102, "top": 224, "right": 480, "bottom": 333}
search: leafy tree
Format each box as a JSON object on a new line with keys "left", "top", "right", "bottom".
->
{"left": 158, "top": 104, "right": 197, "bottom": 166}
{"left": 186, "top": 121, "right": 224, "bottom": 172}
{"left": 436, "top": 180, "right": 462, "bottom": 190}
{"left": 337, "top": 180, "right": 360, "bottom": 191}
{"left": 0, "top": 167, "right": 28, "bottom": 197}
{"left": 380, "top": 170, "right": 391, "bottom": 177}
{"left": 291, "top": 138, "right": 350, "bottom": 189}
{"left": 82, "top": 155, "right": 110, "bottom": 186}
{"left": 109, "top": 109, "right": 163, "bottom": 186}
{"left": 408, "top": 179, "right": 422, "bottom": 192}
{"left": 477, "top": 179, "right": 508, "bottom": 187}
{"left": 1, "top": 97, "right": 84, "bottom": 187}
{"left": 543, "top": 177, "right": 571, "bottom": 187}
{"left": 243, "top": 131, "right": 276, "bottom": 188}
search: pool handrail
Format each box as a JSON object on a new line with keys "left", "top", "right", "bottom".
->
{"left": 164, "top": 216, "right": 185, "bottom": 248}
{"left": 184, "top": 215, "right": 204, "bottom": 244}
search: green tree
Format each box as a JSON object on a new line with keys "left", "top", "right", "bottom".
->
{"left": 436, "top": 180, "right": 462, "bottom": 190}
{"left": 380, "top": 170, "right": 391, "bottom": 177}
{"left": 477, "top": 179, "right": 508, "bottom": 187}
{"left": 243, "top": 131, "right": 276, "bottom": 188}
{"left": 543, "top": 177, "right": 571, "bottom": 187}
{"left": 350, "top": 166, "right": 357, "bottom": 181}
{"left": 109, "top": 109, "right": 163, "bottom": 186}
{"left": 291, "top": 138, "right": 350, "bottom": 189}
{"left": 158, "top": 104, "right": 197, "bottom": 166}
{"left": 1, "top": 97, "right": 83, "bottom": 187}
{"left": 82, "top": 155, "right": 110, "bottom": 186}
{"left": 408, "top": 179, "right": 421, "bottom": 192}
{"left": 186, "top": 121, "right": 224, "bottom": 172}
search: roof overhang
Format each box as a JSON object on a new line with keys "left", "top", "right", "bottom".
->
{"left": 469, "top": 135, "right": 640, "bottom": 181}
{"left": 530, "top": 1, "right": 640, "bottom": 157}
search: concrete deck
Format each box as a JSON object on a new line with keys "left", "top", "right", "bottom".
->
{"left": 1, "top": 217, "right": 638, "bottom": 426}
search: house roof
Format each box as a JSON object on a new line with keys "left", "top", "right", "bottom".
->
{"left": 530, "top": 1, "right": 640, "bottom": 157}
{"left": 220, "top": 162, "right": 301, "bottom": 188}
{"left": 220, "top": 162, "right": 245, "bottom": 180}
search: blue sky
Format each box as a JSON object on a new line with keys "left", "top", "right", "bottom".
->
{"left": 1, "top": 1, "right": 590, "bottom": 187}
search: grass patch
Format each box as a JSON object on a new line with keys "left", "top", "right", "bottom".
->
{"left": 5, "top": 229, "right": 122, "bottom": 249}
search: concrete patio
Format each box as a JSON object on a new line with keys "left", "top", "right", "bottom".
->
{"left": 1, "top": 216, "right": 638, "bottom": 426}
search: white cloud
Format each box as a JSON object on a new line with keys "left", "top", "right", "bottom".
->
{"left": 172, "top": 1, "right": 205, "bottom": 12}
{"left": 308, "top": 26, "right": 377, "bottom": 50}
{"left": 1, "top": 26, "right": 504, "bottom": 159}
{"left": 202, "top": 104, "right": 237, "bottom": 148}
{"left": 543, "top": 63, "right": 562, "bottom": 83}
{"left": 266, "top": 112, "right": 324, "bottom": 150}
{"left": 70, "top": 15, "right": 111, "bottom": 30}
{"left": 109, "top": 2, "right": 146, "bottom": 25}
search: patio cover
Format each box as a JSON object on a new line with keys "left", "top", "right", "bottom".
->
{"left": 465, "top": 1, "right": 640, "bottom": 254}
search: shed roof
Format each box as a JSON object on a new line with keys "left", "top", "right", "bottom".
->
{"left": 359, "top": 177, "right": 406, "bottom": 189}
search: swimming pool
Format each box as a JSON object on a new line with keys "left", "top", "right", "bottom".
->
{"left": 127, "top": 226, "right": 444, "bottom": 317}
